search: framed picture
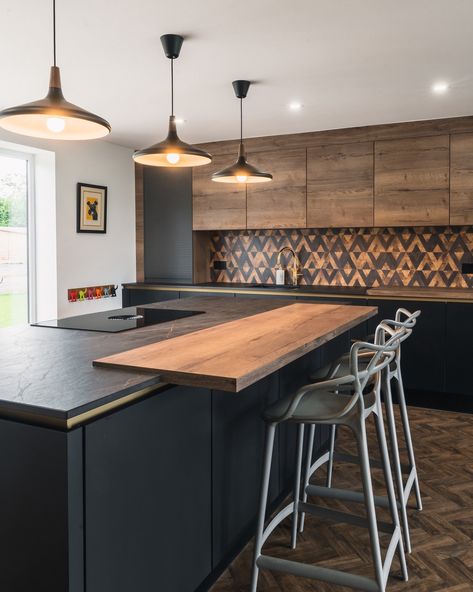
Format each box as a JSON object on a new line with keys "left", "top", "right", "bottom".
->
{"left": 77, "top": 183, "right": 107, "bottom": 233}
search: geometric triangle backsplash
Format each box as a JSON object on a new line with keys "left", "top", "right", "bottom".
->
{"left": 210, "top": 226, "right": 473, "bottom": 288}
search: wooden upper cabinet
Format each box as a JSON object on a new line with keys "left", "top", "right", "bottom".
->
{"left": 374, "top": 135, "right": 449, "bottom": 226}
{"left": 192, "top": 154, "right": 246, "bottom": 230}
{"left": 450, "top": 133, "right": 473, "bottom": 225}
{"left": 307, "top": 142, "right": 374, "bottom": 228}
{"left": 246, "top": 149, "right": 306, "bottom": 229}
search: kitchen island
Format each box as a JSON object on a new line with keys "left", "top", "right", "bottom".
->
{"left": 0, "top": 296, "right": 376, "bottom": 592}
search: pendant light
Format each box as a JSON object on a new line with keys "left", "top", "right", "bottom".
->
{"left": 133, "top": 34, "right": 212, "bottom": 167}
{"left": 212, "top": 80, "right": 272, "bottom": 184}
{"left": 0, "top": 0, "right": 111, "bottom": 140}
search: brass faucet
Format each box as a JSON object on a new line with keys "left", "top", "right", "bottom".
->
{"left": 276, "top": 246, "right": 302, "bottom": 287}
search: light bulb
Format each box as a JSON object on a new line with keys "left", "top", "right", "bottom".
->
{"left": 236, "top": 175, "right": 248, "bottom": 183}
{"left": 46, "top": 117, "right": 66, "bottom": 133}
{"left": 432, "top": 81, "right": 449, "bottom": 94}
{"left": 166, "top": 153, "right": 180, "bottom": 164}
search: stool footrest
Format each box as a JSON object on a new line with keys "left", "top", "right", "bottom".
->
{"left": 306, "top": 484, "right": 394, "bottom": 510}
{"left": 334, "top": 452, "right": 413, "bottom": 475}
{"left": 261, "top": 502, "right": 294, "bottom": 545}
{"left": 403, "top": 466, "right": 417, "bottom": 503}
{"left": 256, "top": 554, "right": 380, "bottom": 592}
{"left": 334, "top": 452, "right": 384, "bottom": 470}
{"left": 307, "top": 450, "right": 330, "bottom": 482}
{"left": 298, "top": 501, "right": 394, "bottom": 534}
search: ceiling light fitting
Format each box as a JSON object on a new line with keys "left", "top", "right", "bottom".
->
{"left": 0, "top": 0, "right": 111, "bottom": 140}
{"left": 133, "top": 34, "right": 212, "bottom": 167}
{"left": 212, "top": 80, "right": 272, "bottom": 184}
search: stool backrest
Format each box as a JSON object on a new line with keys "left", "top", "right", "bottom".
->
{"left": 395, "top": 307, "right": 421, "bottom": 327}
{"left": 350, "top": 323, "right": 406, "bottom": 393}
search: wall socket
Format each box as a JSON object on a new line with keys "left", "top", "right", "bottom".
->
{"left": 213, "top": 260, "right": 227, "bottom": 270}
{"left": 461, "top": 262, "right": 473, "bottom": 275}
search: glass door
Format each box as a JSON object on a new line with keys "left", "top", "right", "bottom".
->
{"left": 0, "top": 152, "right": 31, "bottom": 328}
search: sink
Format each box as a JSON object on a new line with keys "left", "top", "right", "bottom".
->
{"left": 249, "top": 283, "right": 298, "bottom": 290}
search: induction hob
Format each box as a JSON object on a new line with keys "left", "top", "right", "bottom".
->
{"left": 31, "top": 306, "right": 205, "bottom": 333}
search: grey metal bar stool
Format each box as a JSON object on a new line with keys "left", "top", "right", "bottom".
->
{"left": 250, "top": 325, "right": 408, "bottom": 592}
{"left": 302, "top": 308, "right": 422, "bottom": 554}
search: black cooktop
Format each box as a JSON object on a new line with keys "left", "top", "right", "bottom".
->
{"left": 32, "top": 306, "right": 205, "bottom": 333}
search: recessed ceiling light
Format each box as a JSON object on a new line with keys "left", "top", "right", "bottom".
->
{"left": 432, "top": 81, "right": 449, "bottom": 94}
{"left": 288, "top": 102, "right": 303, "bottom": 111}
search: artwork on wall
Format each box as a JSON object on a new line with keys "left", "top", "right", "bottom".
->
{"left": 68, "top": 284, "right": 118, "bottom": 302}
{"left": 77, "top": 182, "right": 107, "bottom": 233}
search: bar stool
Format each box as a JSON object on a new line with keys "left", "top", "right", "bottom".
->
{"left": 250, "top": 325, "right": 408, "bottom": 592}
{"left": 302, "top": 308, "right": 422, "bottom": 554}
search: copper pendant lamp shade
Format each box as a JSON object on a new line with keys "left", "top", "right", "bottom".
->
{"left": 0, "top": 1, "right": 110, "bottom": 141}
{"left": 133, "top": 34, "right": 212, "bottom": 168}
{"left": 212, "top": 80, "right": 272, "bottom": 184}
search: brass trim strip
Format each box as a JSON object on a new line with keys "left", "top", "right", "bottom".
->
{"left": 0, "top": 383, "right": 167, "bottom": 431}
{"left": 65, "top": 383, "right": 167, "bottom": 429}
{"left": 123, "top": 284, "right": 473, "bottom": 304}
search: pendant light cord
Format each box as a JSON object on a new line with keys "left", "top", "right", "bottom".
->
{"left": 170, "top": 58, "right": 174, "bottom": 116}
{"left": 240, "top": 97, "right": 243, "bottom": 142}
{"left": 52, "top": 0, "right": 57, "bottom": 66}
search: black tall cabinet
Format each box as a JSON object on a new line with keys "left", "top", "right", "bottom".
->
{"left": 143, "top": 167, "right": 193, "bottom": 282}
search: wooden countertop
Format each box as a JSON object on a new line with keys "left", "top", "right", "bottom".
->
{"left": 94, "top": 303, "right": 377, "bottom": 392}
{"left": 366, "top": 287, "right": 473, "bottom": 300}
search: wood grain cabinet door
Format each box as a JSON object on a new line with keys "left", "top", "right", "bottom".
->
{"left": 192, "top": 154, "right": 246, "bottom": 230}
{"left": 307, "top": 142, "right": 374, "bottom": 228}
{"left": 374, "top": 135, "right": 449, "bottom": 226}
{"left": 246, "top": 148, "right": 306, "bottom": 229}
{"left": 450, "top": 133, "right": 473, "bottom": 225}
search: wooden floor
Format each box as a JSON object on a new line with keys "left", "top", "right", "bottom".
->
{"left": 210, "top": 406, "right": 473, "bottom": 592}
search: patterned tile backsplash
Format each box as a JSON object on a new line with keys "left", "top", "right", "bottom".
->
{"left": 209, "top": 227, "right": 473, "bottom": 288}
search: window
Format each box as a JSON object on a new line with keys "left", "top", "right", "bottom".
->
{"left": 0, "top": 150, "right": 35, "bottom": 327}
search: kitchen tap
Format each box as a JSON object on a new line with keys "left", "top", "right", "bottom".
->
{"left": 276, "top": 247, "right": 302, "bottom": 287}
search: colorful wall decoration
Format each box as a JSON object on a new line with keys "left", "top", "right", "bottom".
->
{"left": 68, "top": 284, "right": 118, "bottom": 302}
{"left": 209, "top": 226, "right": 473, "bottom": 289}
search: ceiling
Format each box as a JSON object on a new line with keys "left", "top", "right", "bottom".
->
{"left": 1, "top": 0, "right": 473, "bottom": 149}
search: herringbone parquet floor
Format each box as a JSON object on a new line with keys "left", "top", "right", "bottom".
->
{"left": 210, "top": 406, "right": 473, "bottom": 592}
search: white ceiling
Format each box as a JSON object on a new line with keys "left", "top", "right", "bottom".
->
{"left": 1, "top": 0, "right": 473, "bottom": 149}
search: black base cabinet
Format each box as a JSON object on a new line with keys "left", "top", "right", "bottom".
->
{"left": 85, "top": 386, "right": 212, "bottom": 592}
{"left": 445, "top": 303, "right": 473, "bottom": 398}
{"left": 0, "top": 419, "right": 83, "bottom": 592}
{"left": 0, "top": 350, "right": 334, "bottom": 592}
{"left": 122, "top": 288, "right": 179, "bottom": 307}
{"left": 367, "top": 299, "right": 447, "bottom": 394}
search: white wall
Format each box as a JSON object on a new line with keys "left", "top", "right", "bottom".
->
{"left": 0, "top": 131, "right": 136, "bottom": 319}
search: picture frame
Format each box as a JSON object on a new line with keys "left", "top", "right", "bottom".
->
{"left": 77, "top": 182, "right": 107, "bottom": 233}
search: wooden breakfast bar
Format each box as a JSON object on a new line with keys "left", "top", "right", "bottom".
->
{"left": 0, "top": 297, "right": 376, "bottom": 592}
{"left": 94, "top": 303, "right": 377, "bottom": 391}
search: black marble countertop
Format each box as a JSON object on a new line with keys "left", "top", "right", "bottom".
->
{"left": 0, "top": 296, "right": 301, "bottom": 423}
{"left": 123, "top": 280, "right": 368, "bottom": 297}
{"left": 122, "top": 281, "right": 473, "bottom": 301}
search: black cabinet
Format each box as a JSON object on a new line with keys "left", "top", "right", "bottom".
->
{"left": 0, "top": 420, "right": 83, "bottom": 592}
{"left": 122, "top": 288, "right": 179, "bottom": 306}
{"left": 211, "top": 374, "right": 280, "bottom": 569}
{"left": 143, "top": 167, "right": 193, "bottom": 282}
{"left": 445, "top": 303, "right": 472, "bottom": 397}
{"left": 85, "top": 386, "right": 212, "bottom": 592}
{"left": 367, "top": 299, "right": 446, "bottom": 393}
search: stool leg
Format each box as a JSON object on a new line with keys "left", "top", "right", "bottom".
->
{"left": 250, "top": 422, "right": 276, "bottom": 592}
{"left": 383, "top": 374, "right": 412, "bottom": 554}
{"left": 299, "top": 423, "right": 315, "bottom": 534}
{"left": 356, "top": 417, "right": 384, "bottom": 591}
{"left": 374, "top": 402, "right": 409, "bottom": 582}
{"left": 291, "top": 423, "right": 305, "bottom": 549}
{"left": 395, "top": 368, "right": 422, "bottom": 511}
{"left": 326, "top": 424, "right": 337, "bottom": 488}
